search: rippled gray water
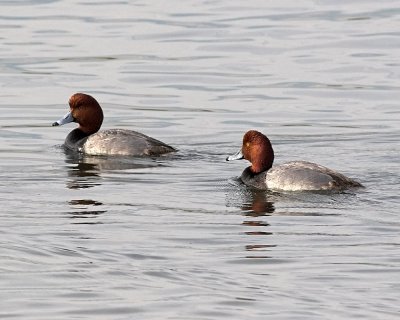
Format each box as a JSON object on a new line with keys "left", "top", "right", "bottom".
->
{"left": 1, "top": 1, "right": 400, "bottom": 319}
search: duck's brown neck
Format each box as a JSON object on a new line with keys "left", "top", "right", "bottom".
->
{"left": 76, "top": 111, "right": 102, "bottom": 134}
{"left": 249, "top": 143, "right": 274, "bottom": 174}
{"left": 250, "top": 157, "right": 273, "bottom": 174}
{"left": 78, "top": 123, "right": 101, "bottom": 135}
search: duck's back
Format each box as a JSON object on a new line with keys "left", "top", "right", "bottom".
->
{"left": 80, "top": 129, "right": 175, "bottom": 156}
{"left": 265, "top": 161, "right": 362, "bottom": 191}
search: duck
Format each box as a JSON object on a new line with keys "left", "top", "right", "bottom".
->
{"left": 226, "top": 130, "right": 363, "bottom": 191}
{"left": 52, "top": 93, "right": 176, "bottom": 156}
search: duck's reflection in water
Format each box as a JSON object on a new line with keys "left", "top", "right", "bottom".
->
{"left": 63, "top": 150, "right": 161, "bottom": 189}
{"left": 226, "top": 179, "right": 276, "bottom": 215}
{"left": 226, "top": 180, "right": 276, "bottom": 259}
{"left": 241, "top": 190, "right": 276, "bottom": 216}
{"left": 62, "top": 150, "right": 174, "bottom": 224}
{"left": 67, "top": 199, "right": 107, "bottom": 224}
{"left": 241, "top": 190, "right": 277, "bottom": 258}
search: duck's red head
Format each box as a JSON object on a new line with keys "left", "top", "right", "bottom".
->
{"left": 226, "top": 130, "right": 274, "bottom": 174}
{"left": 242, "top": 130, "right": 274, "bottom": 173}
{"left": 52, "top": 93, "right": 104, "bottom": 134}
{"left": 68, "top": 93, "right": 104, "bottom": 134}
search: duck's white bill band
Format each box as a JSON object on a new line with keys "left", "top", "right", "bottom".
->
{"left": 53, "top": 111, "right": 74, "bottom": 126}
{"left": 226, "top": 149, "right": 244, "bottom": 161}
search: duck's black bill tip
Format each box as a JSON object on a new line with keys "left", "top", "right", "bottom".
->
{"left": 52, "top": 122, "right": 59, "bottom": 127}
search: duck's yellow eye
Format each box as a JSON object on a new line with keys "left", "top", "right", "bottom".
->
{"left": 246, "top": 142, "right": 250, "bottom": 148}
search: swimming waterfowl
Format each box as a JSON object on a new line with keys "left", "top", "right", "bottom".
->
{"left": 226, "top": 130, "right": 362, "bottom": 191}
{"left": 52, "top": 93, "right": 176, "bottom": 156}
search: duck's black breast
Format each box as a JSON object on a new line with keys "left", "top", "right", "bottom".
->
{"left": 64, "top": 128, "right": 89, "bottom": 152}
{"left": 240, "top": 167, "right": 268, "bottom": 190}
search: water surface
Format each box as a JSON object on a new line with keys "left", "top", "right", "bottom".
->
{"left": 1, "top": 1, "right": 400, "bottom": 319}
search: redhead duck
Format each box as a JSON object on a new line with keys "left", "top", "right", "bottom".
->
{"left": 52, "top": 93, "right": 176, "bottom": 156}
{"left": 226, "top": 130, "right": 363, "bottom": 191}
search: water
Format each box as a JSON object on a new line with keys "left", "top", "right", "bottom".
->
{"left": 1, "top": 0, "right": 400, "bottom": 319}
